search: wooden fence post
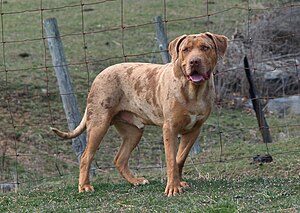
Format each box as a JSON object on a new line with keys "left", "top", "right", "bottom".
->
{"left": 43, "top": 18, "right": 95, "bottom": 175}
{"left": 154, "top": 16, "right": 201, "bottom": 154}
{"left": 154, "top": 16, "right": 171, "bottom": 64}
{"left": 244, "top": 56, "right": 272, "bottom": 143}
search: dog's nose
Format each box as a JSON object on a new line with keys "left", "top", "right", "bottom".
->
{"left": 189, "top": 58, "right": 201, "bottom": 67}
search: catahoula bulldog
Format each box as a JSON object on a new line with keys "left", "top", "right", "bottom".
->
{"left": 51, "top": 32, "right": 228, "bottom": 197}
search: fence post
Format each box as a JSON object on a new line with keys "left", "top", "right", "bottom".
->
{"left": 43, "top": 18, "right": 95, "bottom": 175}
{"left": 154, "top": 16, "right": 201, "bottom": 155}
{"left": 244, "top": 56, "right": 272, "bottom": 143}
{"left": 154, "top": 16, "right": 171, "bottom": 64}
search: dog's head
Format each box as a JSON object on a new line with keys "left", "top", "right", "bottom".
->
{"left": 169, "top": 32, "right": 228, "bottom": 85}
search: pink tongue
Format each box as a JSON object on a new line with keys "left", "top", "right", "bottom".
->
{"left": 189, "top": 73, "right": 205, "bottom": 82}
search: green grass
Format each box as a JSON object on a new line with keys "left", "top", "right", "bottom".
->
{"left": 1, "top": 176, "right": 300, "bottom": 212}
{"left": 1, "top": 0, "right": 299, "bottom": 212}
{"left": 1, "top": 133, "right": 299, "bottom": 212}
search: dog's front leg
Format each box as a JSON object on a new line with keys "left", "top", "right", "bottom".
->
{"left": 163, "top": 122, "right": 182, "bottom": 197}
{"left": 176, "top": 128, "right": 201, "bottom": 188}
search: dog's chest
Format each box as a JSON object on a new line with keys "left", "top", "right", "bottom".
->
{"left": 185, "top": 114, "right": 197, "bottom": 130}
{"left": 184, "top": 114, "right": 205, "bottom": 131}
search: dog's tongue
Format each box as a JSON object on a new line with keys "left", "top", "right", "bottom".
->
{"left": 188, "top": 73, "right": 205, "bottom": 83}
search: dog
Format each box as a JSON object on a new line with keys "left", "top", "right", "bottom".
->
{"left": 51, "top": 32, "right": 228, "bottom": 197}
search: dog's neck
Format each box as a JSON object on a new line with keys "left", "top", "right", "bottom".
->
{"left": 186, "top": 77, "right": 214, "bottom": 101}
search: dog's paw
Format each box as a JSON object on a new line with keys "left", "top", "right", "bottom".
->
{"left": 180, "top": 181, "right": 189, "bottom": 188}
{"left": 132, "top": 177, "right": 149, "bottom": 186}
{"left": 164, "top": 183, "right": 183, "bottom": 197}
{"left": 78, "top": 184, "right": 94, "bottom": 192}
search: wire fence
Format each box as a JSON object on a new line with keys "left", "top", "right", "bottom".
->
{"left": 0, "top": 0, "right": 299, "bottom": 192}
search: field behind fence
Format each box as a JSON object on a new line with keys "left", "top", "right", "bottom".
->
{"left": 0, "top": 0, "right": 300, "bottom": 211}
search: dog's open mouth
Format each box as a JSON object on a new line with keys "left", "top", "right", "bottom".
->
{"left": 187, "top": 71, "right": 211, "bottom": 84}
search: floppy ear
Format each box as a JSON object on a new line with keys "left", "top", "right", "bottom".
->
{"left": 204, "top": 32, "right": 228, "bottom": 59}
{"left": 168, "top": 35, "right": 187, "bottom": 62}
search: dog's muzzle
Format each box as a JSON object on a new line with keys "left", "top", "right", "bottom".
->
{"left": 187, "top": 57, "right": 211, "bottom": 84}
{"left": 187, "top": 70, "right": 211, "bottom": 84}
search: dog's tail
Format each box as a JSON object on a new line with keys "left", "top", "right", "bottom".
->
{"left": 51, "top": 108, "right": 87, "bottom": 139}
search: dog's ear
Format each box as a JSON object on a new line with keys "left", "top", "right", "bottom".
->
{"left": 204, "top": 32, "right": 228, "bottom": 59}
{"left": 168, "top": 35, "right": 187, "bottom": 62}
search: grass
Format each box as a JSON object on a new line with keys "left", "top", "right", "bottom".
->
{"left": 1, "top": 125, "right": 299, "bottom": 211}
{"left": 1, "top": 170, "right": 300, "bottom": 212}
{"left": 0, "top": 0, "right": 299, "bottom": 212}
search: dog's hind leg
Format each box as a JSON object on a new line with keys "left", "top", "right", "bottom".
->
{"left": 113, "top": 121, "right": 149, "bottom": 185}
{"left": 78, "top": 116, "right": 111, "bottom": 192}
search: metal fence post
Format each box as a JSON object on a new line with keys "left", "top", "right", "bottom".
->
{"left": 244, "top": 56, "right": 272, "bottom": 144}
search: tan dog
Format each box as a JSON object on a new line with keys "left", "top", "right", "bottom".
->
{"left": 51, "top": 32, "right": 228, "bottom": 197}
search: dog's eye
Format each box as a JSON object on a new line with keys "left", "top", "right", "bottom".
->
{"left": 201, "top": 46, "right": 210, "bottom": 51}
{"left": 182, "top": 47, "right": 189, "bottom": 52}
